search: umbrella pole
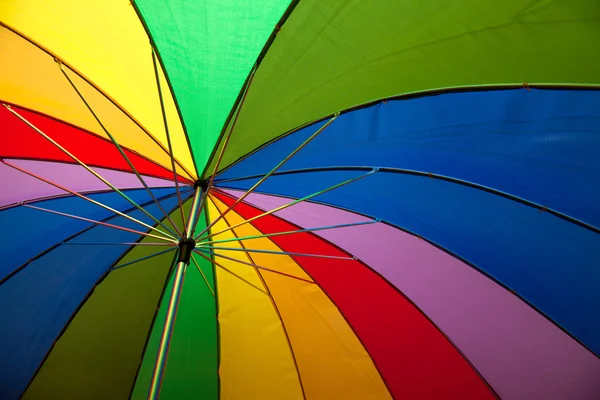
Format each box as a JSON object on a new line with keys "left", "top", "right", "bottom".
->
{"left": 147, "top": 185, "right": 202, "bottom": 400}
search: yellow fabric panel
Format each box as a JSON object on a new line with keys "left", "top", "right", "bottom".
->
{"left": 205, "top": 200, "right": 303, "bottom": 400}
{"left": 0, "top": 1, "right": 196, "bottom": 177}
{"left": 210, "top": 197, "right": 391, "bottom": 400}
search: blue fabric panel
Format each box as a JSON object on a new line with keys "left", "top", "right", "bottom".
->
{"left": 219, "top": 170, "right": 600, "bottom": 355}
{"left": 0, "top": 194, "right": 180, "bottom": 399}
{"left": 0, "top": 188, "right": 177, "bottom": 282}
{"left": 219, "top": 89, "right": 600, "bottom": 228}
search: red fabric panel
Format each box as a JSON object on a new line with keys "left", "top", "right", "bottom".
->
{"left": 213, "top": 191, "right": 495, "bottom": 399}
{"left": 0, "top": 105, "right": 190, "bottom": 182}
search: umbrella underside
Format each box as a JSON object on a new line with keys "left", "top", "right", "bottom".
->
{"left": 1, "top": 1, "right": 599, "bottom": 399}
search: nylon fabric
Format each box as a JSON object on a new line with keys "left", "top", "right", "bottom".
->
{"left": 213, "top": 192, "right": 494, "bottom": 399}
{"left": 0, "top": 188, "right": 177, "bottom": 283}
{"left": 205, "top": 200, "right": 303, "bottom": 400}
{"left": 208, "top": 0, "right": 600, "bottom": 172}
{"left": 131, "top": 204, "right": 218, "bottom": 400}
{"left": 217, "top": 169, "right": 600, "bottom": 355}
{"left": 218, "top": 89, "right": 600, "bottom": 229}
{"left": 23, "top": 201, "right": 184, "bottom": 400}
{"left": 1, "top": 0, "right": 598, "bottom": 397}
{"left": 1, "top": 105, "right": 184, "bottom": 182}
{"left": 231, "top": 189, "right": 600, "bottom": 399}
{"left": 133, "top": 0, "right": 292, "bottom": 171}
{"left": 0, "top": 1, "right": 196, "bottom": 176}
{"left": 0, "top": 196, "right": 180, "bottom": 400}
{"left": 209, "top": 196, "right": 391, "bottom": 400}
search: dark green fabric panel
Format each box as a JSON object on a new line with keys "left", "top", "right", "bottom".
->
{"left": 207, "top": 0, "right": 600, "bottom": 174}
{"left": 131, "top": 209, "right": 217, "bottom": 400}
{"left": 133, "top": 0, "right": 291, "bottom": 173}
{"left": 21, "top": 205, "right": 187, "bottom": 399}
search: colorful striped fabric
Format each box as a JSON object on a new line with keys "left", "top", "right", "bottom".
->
{"left": 1, "top": 1, "right": 599, "bottom": 399}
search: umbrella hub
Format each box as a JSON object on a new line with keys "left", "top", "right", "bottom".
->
{"left": 194, "top": 178, "right": 210, "bottom": 192}
{"left": 177, "top": 237, "right": 196, "bottom": 264}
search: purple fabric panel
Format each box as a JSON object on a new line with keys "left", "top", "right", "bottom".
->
{"left": 223, "top": 189, "right": 600, "bottom": 399}
{"left": 1, "top": 160, "right": 175, "bottom": 207}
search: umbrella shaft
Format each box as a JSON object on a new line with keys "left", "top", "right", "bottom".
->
{"left": 147, "top": 260, "right": 186, "bottom": 400}
{"left": 147, "top": 186, "right": 201, "bottom": 400}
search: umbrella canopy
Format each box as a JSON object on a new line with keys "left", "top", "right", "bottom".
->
{"left": 1, "top": 1, "right": 600, "bottom": 399}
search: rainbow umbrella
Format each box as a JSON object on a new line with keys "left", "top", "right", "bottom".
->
{"left": 1, "top": 1, "right": 600, "bottom": 399}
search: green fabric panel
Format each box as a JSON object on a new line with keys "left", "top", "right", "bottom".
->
{"left": 131, "top": 209, "right": 217, "bottom": 400}
{"left": 22, "top": 205, "right": 187, "bottom": 400}
{"left": 134, "top": 0, "right": 292, "bottom": 173}
{"left": 207, "top": 0, "right": 600, "bottom": 174}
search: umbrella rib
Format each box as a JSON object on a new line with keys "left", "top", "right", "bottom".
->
{"left": 196, "top": 245, "right": 355, "bottom": 261}
{"left": 1, "top": 159, "right": 176, "bottom": 242}
{"left": 63, "top": 242, "right": 176, "bottom": 246}
{"left": 22, "top": 204, "right": 177, "bottom": 243}
{"left": 194, "top": 113, "right": 339, "bottom": 240}
{"left": 197, "top": 219, "right": 378, "bottom": 246}
{"left": 195, "top": 248, "right": 313, "bottom": 284}
{"left": 0, "top": 185, "right": 185, "bottom": 213}
{"left": 151, "top": 49, "right": 188, "bottom": 235}
{"left": 194, "top": 64, "right": 258, "bottom": 236}
{"left": 3, "top": 104, "right": 178, "bottom": 241}
{"left": 57, "top": 60, "right": 183, "bottom": 239}
{"left": 216, "top": 165, "right": 600, "bottom": 235}
{"left": 190, "top": 254, "right": 215, "bottom": 297}
{"left": 194, "top": 250, "right": 268, "bottom": 295}
{"left": 111, "top": 248, "right": 177, "bottom": 271}
{"left": 199, "top": 168, "right": 377, "bottom": 240}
